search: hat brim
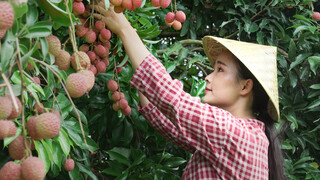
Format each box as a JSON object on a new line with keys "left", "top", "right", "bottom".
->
{"left": 202, "top": 36, "right": 279, "bottom": 121}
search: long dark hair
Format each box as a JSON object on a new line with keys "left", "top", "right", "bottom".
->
{"left": 235, "top": 58, "right": 286, "bottom": 180}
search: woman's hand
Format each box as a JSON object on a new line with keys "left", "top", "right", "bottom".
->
{"left": 92, "top": 2, "right": 133, "bottom": 36}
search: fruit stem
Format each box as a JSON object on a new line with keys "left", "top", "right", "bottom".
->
{"left": 31, "top": 57, "right": 94, "bottom": 154}
{"left": 174, "top": 0, "right": 177, "bottom": 12}
{"left": 1, "top": 73, "right": 19, "bottom": 113}
{"left": 15, "top": 38, "right": 32, "bottom": 157}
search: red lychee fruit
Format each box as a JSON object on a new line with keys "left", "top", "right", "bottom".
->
{"left": 111, "top": 91, "right": 121, "bottom": 101}
{"left": 27, "top": 116, "right": 42, "bottom": 141}
{"left": 33, "top": 102, "right": 44, "bottom": 114}
{"left": 79, "top": 70, "right": 95, "bottom": 92}
{"left": 0, "top": 29, "right": 6, "bottom": 39}
{"left": 64, "top": 158, "right": 75, "bottom": 171}
{"left": 102, "top": 57, "right": 109, "bottom": 67}
{"left": 66, "top": 73, "right": 88, "bottom": 98}
{"left": 165, "top": 12, "right": 175, "bottom": 23}
{"left": 27, "top": 62, "right": 34, "bottom": 70}
{"left": 115, "top": 66, "right": 123, "bottom": 74}
{"left": 94, "top": 45, "right": 107, "bottom": 57}
{"left": 0, "top": 2, "right": 14, "bottom": 30}
{"left": 0, "top": 120, "right": 9, "bottom": 140}
{"left": 100, "top": 28, "right": 112, "bottom": 40}
{"left": 70, "top": 51, "right": 91, "bottom": 71}
{"left": 120, "top": 92, "right": 125, "bottom": 99}
{"left": 7, "top": 96, "right": 22, "bottom": 120}
{"left": 79, "top": 44, "right": 89, "bottom": 52}
{"left": 54, "top": 49, "right": 71, "bottom": 71}
{"left": 96, "top": 61, "right": 107, "bottom": 73}
{"left": 114, "top": 6, "right": 125, "bottom": 13}
{"left": 46, "top": 35, "right": 61, "bottom": 56}
{"left": 84, "top": 29, "right": 97, "bottom": 44}
{"left": 121, "top": 106, "right": 131, "bottom": 116}
{"left": 104, "top": 41, "right": 111, "bottom": 50}
{"left": 88, "top": 65, "right": 97, "bottom": 76}
{"left": 0, "top": 96, "right": 13, "bottom": 119}
{"left": 32, "top": 77, "right": 41, "bottom": 85}
{"left": 95, "top": 21, "right": 105, "bottom": 32}
{"left": 107, "top": 80, "right": 118, "bottom": 92}
{"left": 101, "top": 48, "right": 109, "bottom": 58}
{"left": 51, "top": 109, "right": 60, "bottom": 119}
{"left": 110, "top": 0, "right": 122, "bottom": 6}
{"left": 87, "top": 51, "right": 96, "bottom": 63}
{"left": 175, "top": 11, "right": 186, "bottom": 22}
{"left": 172, "top": 20, "right": 182, "bottom": 30}
{"left": 73, "top": 1, "right": 85, "bottom": 15}
{"left": 112, "top": 101, "right": 121, "bottom": 111}
{"left": 160, "top": 0, "right": 171, "bottom": 8}
{"left": 35, "top": 112, "right": 61, "bottom": 139}
{"left": 133, "top": 0, "right": 142, "bottom": 8}
{"left": 312, "top": 12, "right": 320, "bottom": 21}
{"left": 7, "top": 120, "right": 17, "bottom": 137}
{"left": 151, "top": 0, "right": 160, "bottom": 7}
{"left": 122, "top": 0, "right": 134, "bottom": 10}
{"left": 76, "top": 25, "right": 88, "bottom": 37}
{"left": 119, "top": 99, "right": 128, "bottom": 109}
{"left": 21, "top": 157, "right": 45, "bottom": 180}
{"left": 0, "top": 161, "right": 23, "bottom": 180}
{"left": 9, "top": 136, "right": 31, "bottom": 160}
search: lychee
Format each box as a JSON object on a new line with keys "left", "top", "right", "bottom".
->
{"left": 107, "top": 80, "right": 118, "bottom": 92}
{"left": 0, "top": 161, "right": 23, "bottom": 180}
{"left": 102, "top": 57, "right": 109, "bottom": 67}
{"left": 165, "top": 12, "right": 175, "bottom": 23}
{"left": 51, "top": 109, "right": 60, "bottom": 119}
{"left": 32, "top": 77, "right": 41, "bottom": 85}
{"left": 54, "top": 49, "right": 71, "bottom": 71}
{"left": 73, "top": 1, "right": 85, "bottom": 15}
{"left": 133, "top": 0, "right": 142, "bottom": 8}
{"left": 121, "top": 106, "right": 131, "bottom": 116}
{"left": 0, "top": 2, "right": 14, "bottom": 30}
{"left": 94, "top": 45, "right": 107, "bottom": 57}
{"left": 110, "top": 0, "right": 122, "bottom": 6}
{"left": 66, "top": 73, "right": 88, "bottom": 98}
{"left": 7, "top": 120, "right": 17, "bottom": 137}
{"left": 100, "top": 28, "right": 112, "bottom": 40}
{"left": 0, "top": 29, "right": 6, "bottom": 39}
{"left": 46, "top": 35, "right": 61, "bottom": 56}
{"left": 175, "top": 11, "right": 186, "bottom": 22}
{"left": 95, "top": 21, "right": 105, "bottom": 31}
{"left": 111, "top": 91, "right": 121, "bottom": 101}
{"left": 115, "top": 66, "right": 123, "bottom": 74}
{"left": 160, "top": 0, "right": 171, "bottom": 8}
{"left": 79, "top": 70, "right": 95, "bottom": 92}
{"left": 88, "top": 65, "right": 97, "bottom": 76}
{"left": 33, "top": 102, "right": 44, "bottom": 114}
{"left": 79, "top": 44, "right": 89, "bottom": 52}
{"left": 64, "top": 158, "right": 75, "bottom": 171}
{"left": 0, "top": 96, "right": 13, "bottom": 119}
{"left": 7, "top": 96, "right": 22, "bottom": 119}
{"left": 312, "top": 12, "right": 320, "bottom": 21}
{"left": 76, "top": 25, "right": 88, "bottom": 37}
{"left": 21, "top": 157, "right": 45, "bottom": 180}
{"left": 0, "top": 120, "right": 9, "bottom": 140}
{"left": 172, "top": 20, "right": 182, "bottom": 30}
{"left": 151, "top": 0, "right": 160, "bottom": 7}
{"left": 122, "top": 0, "right": 134, "bottom": 10}
{"left": 114, "top": 6, "right": 125, "bottom": 13}
{"left": 104, "top": 41, "right": 111, "bottom": 50}
{"left": 87, "top": 51, "right": 96, "bottom": 63}
{"left": 96, "top": 61, "right": 107, "bottom": 73}
{"left": 27, "top": 116, "right": 41, "bottom": 141}
{"left": 70, "top": 51, "right": 91, "bottom": 71}
{"left": 9, "top": 136, "right": 30, "bottom": 160}
{"left": 119, "top": 99, "right": 128, "bottom": 109}
{"left": 27, "top": 62, "right": 34, "bottom": 70}
{"left": 84, "top": 29, "right": 97, "bottom": 44}
{"left": 112, "top": 101, "right": 121, "bottom": 111}
{"left": 35, "top": 112, "right": 60, "bottom": 139}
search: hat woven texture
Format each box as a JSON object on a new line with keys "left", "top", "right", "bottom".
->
{"left": 202, "top": 36, "right": 279, "bottom": 121}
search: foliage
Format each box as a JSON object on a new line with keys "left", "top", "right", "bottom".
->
{"left": 0, "top": 0, "right": 320, "bottom": 179}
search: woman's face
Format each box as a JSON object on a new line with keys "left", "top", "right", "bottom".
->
{"left": 203, "top": 51, "right": 244, "bottom": 108}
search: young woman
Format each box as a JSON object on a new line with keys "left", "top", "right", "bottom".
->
{"left": 93, "top": 3, "right": 285, "bottom": 180}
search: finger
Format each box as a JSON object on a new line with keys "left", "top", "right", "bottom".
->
{"left": 93, "top": 13, "right": 104, "bottom": 21}
{"left": 90, "top": 4, "right": 108, "bottom": 16}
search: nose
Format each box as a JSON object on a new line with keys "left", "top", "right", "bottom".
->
{"left": 205, "top": 72, "right": 213, "bottom": 83}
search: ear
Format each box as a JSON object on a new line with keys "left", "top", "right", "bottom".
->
{"left": 240, "top": 79, "right": 253, "bottom": 96}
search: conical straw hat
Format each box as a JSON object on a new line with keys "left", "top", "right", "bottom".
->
{"left": 202, "top": 36, "right": 279, "bottom": 121}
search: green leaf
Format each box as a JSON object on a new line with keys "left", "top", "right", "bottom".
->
{"left": 21, "top": 40, "right": 40, "bottom": 66}
{"left": 35, "top": 141, "right": 51, "bottom": 174}
{"left": 288, "top": 39, "right": 296, "bottom": 60}
{"left": 58, "top": 129, "right": 71, "bottom": 156}
{"left": 102, "top": 167, "right": 123, "bottom": 177}
{"left": 77, "top": 162, "right": 98, "bottom": 180}
{"left": 3, "top": 127, "right": 22, "bottom": 147}
{"left": 0, "top": 40, "right": 15, "bottom": 73}
{"left": 107, "top": 151, "right": 130, "bottom": 166}
{"left": 40, "top": 37, "right": 49, "bottom": 58}
{"left": 289, "top": 53, "right": 311, "bottom": 70}
{"left": 166, "top": 62, "right": 176, "bottom": 74}
{"left": 26, "top": 4, "right": 39, "bottom": 25}
{"left": 104, "top": 0, "right": 110, "bottom": 10}
{"left": 11, "top": 1, "right": 28, "bottom": 19}
{"left": 308, "top": 56, "right": 320, "bottom": 75}
{"left": 163, "top": 157, "right": 187, "bottom": 168}
{"left": 123, "top": 119, "right": 133, "bottom": 146}
{"left": 310, "top": 84, "right": 320, "bottom": 90}
{"left": 307, "top": 99, "right": 320, "bottom": 109}
{"left": 293, "top": 25, "right": 317, "bottom": 36}
{"left": 293, "top": 14, "right": 312, "bottom": 23}
{"left": 24, "top": 27, "right": 52, "bottom": 38}
{"left": 51, "top": 141, "right": 63, "bottom": 169}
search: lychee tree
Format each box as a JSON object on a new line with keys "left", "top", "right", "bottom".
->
{"left": 1, "top": 0, "right": 320, "bottom": 179}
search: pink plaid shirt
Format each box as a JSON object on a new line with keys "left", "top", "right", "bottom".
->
{"left": 130, "top": 54, "right": 269, "bottom": 179}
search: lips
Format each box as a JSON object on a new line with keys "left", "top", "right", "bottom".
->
{"left": 204, "top": 88, "right": 211, "bottom": 94}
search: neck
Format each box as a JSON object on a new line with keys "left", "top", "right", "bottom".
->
{"left": 223, "top": 96, "right": 255, "bottom": 119}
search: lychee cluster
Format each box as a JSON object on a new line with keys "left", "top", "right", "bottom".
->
{"left": 0, "top": 1, "right": 14, "bottom": 49}
{"left": 165, "top": 10, "right": 186, "bottom": 30}
{"left": 110, "top": 0, "right": 142, "bottom": 13}
{"left": 73, "top": 1, "right": 111, "bottom": 76}
{"left": 107, "top": 80, "right": 131, "bottom": 116}
{"left": 150, "top": 0, "right": 171, "bottom": 9}
{"left": 312, "top": 11, "right": 320, "bottom": 21}
{"left": 0, "top": 157, "right": 46, "bottom": 180}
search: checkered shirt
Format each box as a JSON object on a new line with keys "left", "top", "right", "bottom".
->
{"left": 130, "top": 54, "right": 269, "bottom": 179}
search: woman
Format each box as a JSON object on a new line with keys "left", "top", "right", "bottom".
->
{"left": 93, "top": 3, "right": 285, "bottom": 180}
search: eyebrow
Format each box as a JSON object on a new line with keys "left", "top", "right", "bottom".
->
{"left": 215, "top": 60, "right": 228, "bottom": 67}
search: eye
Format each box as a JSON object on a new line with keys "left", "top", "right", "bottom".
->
{"left": 218, "top": 67, "right": 223, "bottom": 72}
